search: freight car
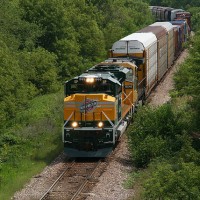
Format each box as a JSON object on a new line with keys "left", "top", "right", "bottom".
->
{"left": 63, "top": 9, "right": 191, "bottom": 158}
{"left": 150, "top": 6, "right": 191, "bottom": 30}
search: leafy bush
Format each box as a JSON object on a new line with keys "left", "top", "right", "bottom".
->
{"left": 128, "top": 102, "right": 195, "bottom": 168}
{"left": 0, "top": 133, "right": 22, "bottom": 147}
{"left": 174, "top": 32, "right": 200, "bottom": 131}
{"left": 129, "top": 105, "right": 176, "bottom": 167}
{"left": 133, "top": 135, "right": 167, "bottom": 167}
{"left": 143, "top": 161, "right": 200, "bottom": 199}
{"left": 147, "top": 0, "right": 200, "bottom": 9}
{"left": 188, "top": 7, "right": 200, "bottom": 31}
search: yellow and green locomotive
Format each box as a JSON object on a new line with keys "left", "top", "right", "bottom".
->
{"left": 63, "top": 58, "right": 140, "bottom": 157}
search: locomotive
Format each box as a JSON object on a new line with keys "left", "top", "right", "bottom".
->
{"left": 63, "top": 7, "right": 191, "bottom": 157}
{"left": 63, "top": 59, "right": 139, "bottom": 157}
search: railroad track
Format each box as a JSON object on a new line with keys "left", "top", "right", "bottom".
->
{"left": 40, "top": 158, "right": 105, "bottom": 200}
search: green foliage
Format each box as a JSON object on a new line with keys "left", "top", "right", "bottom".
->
{"left": 0, "top": 133, "right": 22, "bottom": 147}
{"left": 18, "top": 48, "right": 59, "bottom": 94}
{"left": 0, "top": 92, "right": 63, "bottom": 199}
{"left": 0, "top": 1, "right": 60, "bottom": 131}
{"left": 148, "top": 0, "right": 200, "bottom": 9}
{"left": 143, "top": 161, "right": 200, "bottom": 199}
{"left": 0, "top": 45, "right": 60, "bottom": 130}
{"left": 128, "top": 101, "right": 196, "bottom": 168}
{"left": 19, "top": 0, "right": 68, "bottom": 51}
{"left": 19, "top": 0, "right": 106, "bottom": 77}
{"left": 0, "top": 0, "right": 41, "bottom": 51}
{"left": 177, "top": 134, "right": 200, "bottom": 165}
{"left": 174, "top": 32, "right": 200, "bottom": 130}
{"left": 188, "top": 7, "right": 200, "bottom": 31}
{"left": 19, "top": 0, "right": 153, "bottom": 78}
{"left": 0, "top": 44, "right": 30, "bottom": 129}
{"left": 128, "top": 94, "right": 199, "bottom": 167}
{"left": 133, "top": 135, "right": 167, "bottom": 168}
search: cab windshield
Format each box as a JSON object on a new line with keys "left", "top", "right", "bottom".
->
{"left": 67, "top": 82, "right": 115, "bottom": 96}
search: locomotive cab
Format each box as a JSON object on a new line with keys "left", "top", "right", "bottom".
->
{"left": 65, "top": 75, "right": 117, "bottom": 97}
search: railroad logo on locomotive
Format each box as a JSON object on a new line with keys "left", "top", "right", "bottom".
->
{"left": 80, "top": 98, "right": 98, "bottom": 113}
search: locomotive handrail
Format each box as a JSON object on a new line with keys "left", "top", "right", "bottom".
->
{"left": 138, "top": 77, "right": 146, "bottom": 86}
{"left": 63, "top": 111, "right": 74, "bottom": 127}
{"left": 122, "top": 91, "right": 135, "bottom": 108}
{"left": 122, "top": 91, "right": 132, "bottom": 102}
{"left": 102, "top": 111, "right": 114, "bottom": 127}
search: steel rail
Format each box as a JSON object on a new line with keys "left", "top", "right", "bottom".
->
{"left": 70, "top": 159, "right": 102, "bottom": 200}
{"left": 39, "top": 160, "right": 76, "bottom": 200}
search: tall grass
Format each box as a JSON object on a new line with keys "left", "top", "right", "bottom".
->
{"left": 0, "top": 91, "right": 64, "bottom": 199}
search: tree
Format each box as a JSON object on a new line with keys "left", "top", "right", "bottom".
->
{"left": 18, "top": 48, "right": 59, "bottom": 94}
{"left": 97, "top": 0, "right": 154, "bottom": 49}
{"left": 148, "top": 0, "right": 200, "bottom": 9}
{"left": 19, "top": 0, "right": 66, "bottom": 51}
{"left": 0, "top": 44, "right": 29, "bottom": 129}
{"left": 188, "top": 7, "right": 200, "bottom": 31}
{"left": 0, "top": 0, "right": 41, "bottom": 51}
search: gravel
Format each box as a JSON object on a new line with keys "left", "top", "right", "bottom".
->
{"left": 148, "top": 50, "right": 188, "bottom": 107}
{"left": 12, "top": 50, "right": 188, "bottom": 200}
{"left": 13, "top": 153, "right": 68, "bottom": 200}
{"left": 86, "top": 137, "right": 134, "bottom": 200}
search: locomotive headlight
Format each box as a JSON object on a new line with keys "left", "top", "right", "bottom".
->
{"left": 86, "top": 77, "right": 95, "bottom": 83}
{"left": 71, "top": 121, "right": 78, "bottom": 128}
{"left": 97, "top": 121, "right": 104, "bottom": 128}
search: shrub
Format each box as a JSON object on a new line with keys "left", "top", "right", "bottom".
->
{"left": 133, "top": 135, "right": 167, "bottom": 168}
{"left": 128, "top": 104, "right": 184, "bottom": 168}
{"left": 143, "top": 161, "right": 200, "bottom": 199}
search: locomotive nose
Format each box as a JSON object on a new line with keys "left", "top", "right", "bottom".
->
{"left": 64, "top": 93, "right": 116, "bottom": 126}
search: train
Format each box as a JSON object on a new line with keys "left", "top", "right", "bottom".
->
{"left": 62, "top": 6, "right": 191, "bottom": 157}
{"left": 149, "top": 6, "right": 191, "bottom": 31}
